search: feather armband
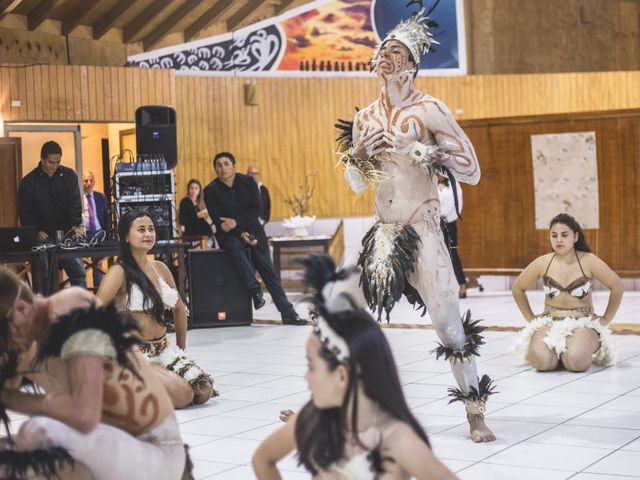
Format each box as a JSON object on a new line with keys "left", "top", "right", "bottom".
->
{"left": 447, "top": 375, "right": 498, "bottom": 415}
{"left": 433, "top": 311, "right": 486, "bottom": 363}
{"left": 411, "top": 141, "right": 445, "bottom": 176}
{"left": 335, "top": 117, "right": 388, "bottom": 186}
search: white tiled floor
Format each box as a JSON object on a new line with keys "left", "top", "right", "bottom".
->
{"left": 255, "top": 289, "right": 640, "bottom": 328}
{"left": 7, "top": 291, "right": 639, "bottom": 479}
{"left": 170, "top": 289, "right": 640, "bottom": 479}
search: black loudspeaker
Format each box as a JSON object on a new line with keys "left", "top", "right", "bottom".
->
{"left": 135, "top": 105, "right": 177, "bottom": 169}
{"left": 188, "top": 249, "right": 252, "bottom": 327}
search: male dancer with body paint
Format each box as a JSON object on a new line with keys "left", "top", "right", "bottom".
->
{"left": 337, "top": 9, "right": 497, "bottom": 442}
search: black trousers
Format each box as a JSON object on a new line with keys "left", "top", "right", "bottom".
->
{"left": 444, "top": 220, "right": 466, "bottom": 286}
{"left": 219, "top": 235, "right": 294, "bottom": 316}
{"left": 39, "top": 253, "right": 87, "bottom": 294}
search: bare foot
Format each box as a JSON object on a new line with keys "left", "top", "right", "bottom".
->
{"left": 467, "top": 413, "right": 496, "bottom": 442}
{"left": 279, "top": 409, "right": 295, "bottom": 423}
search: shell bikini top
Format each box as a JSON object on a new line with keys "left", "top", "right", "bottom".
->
{"left": 127, "top": 266, "right": 179, "bottom": 312}
{"left": 543, "top": 252, "right": 592, "bottom": 299}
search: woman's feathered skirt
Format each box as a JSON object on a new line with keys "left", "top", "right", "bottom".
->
{"left": 141, "top": 335, "right": 218, "bottom": 399}
{"left": 513, "top": 307, "right": 614, "bottom": 366}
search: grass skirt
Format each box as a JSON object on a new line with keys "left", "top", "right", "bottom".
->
{"left": 141, "top": 335, "right": 216, "bottom": 398}
{"left": 513, "top": 307, "right": 614, "bottom": 366}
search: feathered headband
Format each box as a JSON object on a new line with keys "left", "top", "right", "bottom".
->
{"left": 371, "top": 1, "right": 440, "bottom": 69}
{"left": 301, "top": 255, "right": 363, "bottom": 363}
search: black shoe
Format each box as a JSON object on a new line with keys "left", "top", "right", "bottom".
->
{"left": 252, "top": 292, "right": 266, "bottom": 310}
{"left": 281, "top": 312, "right": 307, "bottom": 326}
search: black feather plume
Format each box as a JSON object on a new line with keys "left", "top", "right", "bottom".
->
{"left": 0, "top": 350, "right": 19, "bottom": 439}
{"left": 433, "top": 310, "right": 486, "bottom": 361}
{"left": 183, "top": 444, "right": 194, "bottom": 480}
{"left": 406, "top": 0, "right": 424, "bottom": 12}
{"left": 424, "top": 0, "right": 442, "bottom": 18}
{"left": 358, "top": 223, "right": 422, "bottom": 322}
{"left": 447, "top": 374, "right": 498, "bottom": 404}
{"left": 299, "top": 254, "right": 359, "bottom": 316}
{"left": 0, "top": 448, "right": 74, "bottom": 480}
{"left": 335, "top": 118, "right": 355, "bottom": 153}
{"left": 35, "top": 302, "right": 143, "bottom": 381}
{"left": 403, "top": 283, "right": 427, "bottom": 317}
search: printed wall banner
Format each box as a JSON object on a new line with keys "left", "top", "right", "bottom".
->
{"left": 531, "top": 132, "right": 600, "bottom": 230}
{"left": 128, "top": 0, "right": 466, "bottom": 77}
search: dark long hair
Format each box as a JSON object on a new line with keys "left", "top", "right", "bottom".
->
{"left": 550, "top": 213, "right": 591, "bottom": 253}
{"left": 295, "top": 308, "right": 430, "bottom": 474}
{"left": 117, "top": 210, "right": 165, "bottom": 325}
{"left": 187, "top": 179, "right": 205, "bottom": 211}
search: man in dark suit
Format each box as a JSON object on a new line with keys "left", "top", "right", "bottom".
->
{"left": 83, "top": 170, "right": 110, "bottom": 287}
{"left": 18, "top": 141, "right": 86, "bottom": 290}
{"left": 205, "top": 152, "right": 305, "bottom": 325}
{"left": 247, "top": 165, "right": 271, "bottom": 225}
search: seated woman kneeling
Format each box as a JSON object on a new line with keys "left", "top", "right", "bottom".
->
{"left": 97, "top": 209, "right": 216, "bottom": 407}
{"left": 512, "top": 213, "right": 623, "bottom": 372}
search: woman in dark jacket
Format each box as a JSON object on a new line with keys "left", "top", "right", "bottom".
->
{"left": 178, "top": 179, "right": 213, "bottom": 237}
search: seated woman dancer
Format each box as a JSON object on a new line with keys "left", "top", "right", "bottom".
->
{"left": 98, "top": 209, "right": 215, "bottom": 406}
{"left": 512, "top": 213, "right": 623, "bottom": 371}
{"left": 253, "top": 255, "right": 456, "bottom": 480}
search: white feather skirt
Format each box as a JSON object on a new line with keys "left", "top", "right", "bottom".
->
{"left": 145, "top": 344, "right": 214, "bottom": 394}
{"left": 513, "top": 310, "right": 614, "bottom": 366}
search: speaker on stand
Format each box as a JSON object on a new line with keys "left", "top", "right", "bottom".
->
{"left": 135, "top": 105, "right": 177, "bottom": 169}
{"left": 114, "top": 105, "right": 179, "bottom": 240}
{"left": 188, "top": 249, "right": 253, "bottom": 328}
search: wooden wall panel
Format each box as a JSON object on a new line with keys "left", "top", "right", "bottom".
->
{"left": 0, "top": 137, "right": 22, "bottom": 227}
{"left": 0, "top": 65, "right": 174, "bottom": 122}
{"left": 173, "top": 71, "right": 640, "bottom": 223}
{"left": 467, "top": 0, "right": 640, "bottom": 74}
{"left": 0, "top": 65, "right": 638, "bottom": 271}
{"left": 458, "top": 110, "right": 640, "bottom": 272}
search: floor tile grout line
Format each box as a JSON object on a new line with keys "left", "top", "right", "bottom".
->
{"left": 567, "top": 431, "right": 640, "bottom": 478}
{"left": 183, "top": 328, "right": 640, "bottom": 478}
{"left": 456, "top": 354, "right": 640, "bottom": 472}
{"left": 459, "top": 381, "right": 640, "bottom": 472}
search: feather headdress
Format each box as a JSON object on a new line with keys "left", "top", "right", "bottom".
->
{"left": 301, "top": 255, "right": 362, "bottom": 363}
{"left": 371, "top": 1, "right": 440, "bottom": 69}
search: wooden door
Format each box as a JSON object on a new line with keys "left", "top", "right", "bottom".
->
{"left": 0, "top": 137, "right": 22, "bottom": 227}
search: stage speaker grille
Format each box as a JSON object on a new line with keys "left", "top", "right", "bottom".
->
{"left": 188, "top": 249, "right": 252, "bottom": 328}
{"left": 135, "top": 105, "right": 177, "bottom": 169}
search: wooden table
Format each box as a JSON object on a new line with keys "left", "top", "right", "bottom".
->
{"left": 270, "top": 221, "right": 345, "bottom": 289}
{"left": 0, "top": 242, "right": 189, "bottom": 299}
{"left": 271, "top": 235, "right": 333, "bottom": 277}
{"left": 0, "top": 250, "right": 46, "bottom": 292}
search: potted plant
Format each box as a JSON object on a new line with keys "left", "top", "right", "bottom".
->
{"left": 283, "top": 172, "right": 317, "bottom": 237}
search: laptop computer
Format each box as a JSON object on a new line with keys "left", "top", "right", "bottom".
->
{"left": 0, "top": 226, "right": 38, "bottom": 254}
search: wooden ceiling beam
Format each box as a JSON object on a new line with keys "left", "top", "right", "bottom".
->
{"left": 60, "top": 0, "right": 100, "bottom": 35}
{"left": 274, "top": 0, "right": 296, "bottom": 15}
{"left": 92, "top": 0, "right": 136, "bottom": 40}
{"left": 226, "top": 0, "right": 269, "bottom": 31}
{"left": 27, "top": 0, "right": 59, "bottom": 31}
{"left": 0, "top": 0, "right": 23, "bottom": 21}
{"left": 122, "top": 0, "right": 174, "bottom": 44}
{"left": 142, "top": 0, "right": 201, "bottom": 51}
{"left": 183, "top": 0, "right": 234, "bottom": 42}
